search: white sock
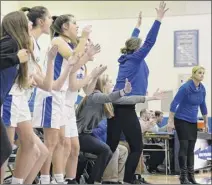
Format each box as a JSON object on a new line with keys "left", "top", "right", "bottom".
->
{"left": 40, "top": 175, "right": 50, "bottom": 184}
{"left": 11, "top": 177, "right": 23, "bottom": 184}
{"left": 54, "top": 174, "right": 64, "bottom": 183}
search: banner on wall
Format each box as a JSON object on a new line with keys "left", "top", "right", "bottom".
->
{"left": 194, "top": 139, "right": 211, "bottom": 170}
{"left": 174, "top": 30, "right": 199, "bottom": 67}
{"left": 194, "top": 145, "right": 212, "bottom": 161}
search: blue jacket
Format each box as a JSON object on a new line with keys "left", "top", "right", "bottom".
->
{"left": 114, "top": 20, "right": 161, "bottom": 96}
{"left": 92, "top": 119, "right": 107, "bottom": 143}
{"left": 170, "top": 80, "right": 208, "bottom": 123}
{"left": 0, "top": 36, "right": 19, "bottom": 106}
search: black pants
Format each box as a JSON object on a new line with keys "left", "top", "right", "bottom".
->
{"left": 79, "top": 134, "right": 112, "bottom": 183}
{"left": 0, "top": 118, "right": 12, "bottom": 167}
{"left": 76, "top": 153, "right": 87, "bottom": 183}
{"left": 107, "top": 104, "right": 143, "bottom": 183}
{"left": 144, "top": 145, "right": 165, "bottom": 171}
{"left": 174, "top": 118, "right": 197, "bottom": 158}
{"left": 174, "top": 118, "right": 197, "bottom": 177}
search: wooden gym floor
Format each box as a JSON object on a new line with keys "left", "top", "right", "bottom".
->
{"left": 143, "top": 172, "right": 211, "bottom": 184}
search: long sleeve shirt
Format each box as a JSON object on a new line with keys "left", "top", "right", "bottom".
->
{"left": 0, "top": 36, "right": 20, "bottom": 106}
{"left": 170, "top": 80, "right": 208, "bottom": 123}
{"left": 114, "top": 20, "right": 161, "bottom": 96}
{"left": 76, "top": 90, "right": 146, "bottom": 134}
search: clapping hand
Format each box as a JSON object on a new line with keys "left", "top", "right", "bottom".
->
{"left": 123, "top": 78, "right": 132, "bottom": 94}
{"left": 86, "top": 43, "right": 101, "bottom": 61}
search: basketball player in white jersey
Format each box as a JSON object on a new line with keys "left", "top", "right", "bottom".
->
{"left": 21, "top": 6, "right": 53, "bottom": 115}
{"left": 20, "top": 7, "right": 80, "bottom": 184}
{"left": 1, "top": 10, "right": 60, "bottom": 184}
{"left": 63, "top": 38, "right": 108, "bottom": 184}
{"left": 32, "top": 14, "right": 101, "bottom": 184}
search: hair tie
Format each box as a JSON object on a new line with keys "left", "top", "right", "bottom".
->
{"left": 52, "top": 16, "right": 58, "bottom": 23}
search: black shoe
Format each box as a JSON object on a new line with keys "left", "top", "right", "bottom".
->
{"left": 178, "top": 156, "right": 192, "bottom": 184}
{"left": 146, "top": 166, "right": 156, "bottom": 174}
{"left": 132, "top": 174, "right": 148, "bottom": 184}
{"left": 65, "top": 179, "right": 78, "bottom": 184}
{"left": 187, "top": 174, "right": 199, "bottom": 184}
{"left": 141, "top": 178, "right": 151, "bottom": 184}
{"left": 102, "top": 181, "right": 119, "bottom": 184}
{"left": 132, "top": 179, "right": 144, "bottom": 184}
{"left": 187, "top": 155, "right": 199, "bottom": 184}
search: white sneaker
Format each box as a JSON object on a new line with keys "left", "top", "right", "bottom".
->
{"left": 38, "top": 179, "right": 51, "bottom": 184}
{"left": 50, "top": 179, "right": 58, "bottom": 184}
{"left": 51, "top": 179, "right": 67, "bottom": 184}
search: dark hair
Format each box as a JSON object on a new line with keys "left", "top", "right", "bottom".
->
{"left": 52, "top": 16, "right": 58, "bottom": 23}
{"left": 155, "top": 111, "right": 163, "bottom": 117}
{"left": 51, "top": 14, "right": 77, "bottom": 45}
{"left": 120, "top": 37, "right": 141, "bottom": 54}
{"left": 20, "top": 6, "right": 48, "bottom": 27}
{"left": 140, "top": 109, "right": 147, "bottom": 117}
{"left": 51, "top": 14, "right": 74, "bottom": 38}
{"left": 1, "top": 11, "right": 33, "bottom": 89}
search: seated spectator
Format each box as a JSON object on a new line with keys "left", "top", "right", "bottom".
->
{"left": 141, "top": 110, "right": 165, "bottom": 173}
{"left": 92, "top": 119, "right": 128, "bottom": 184}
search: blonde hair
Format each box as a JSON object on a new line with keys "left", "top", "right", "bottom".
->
{"left": 121, "top": 37, "right": 142, "bottom": 54}
{"left": 188, "top": 66, "right": 205, "bottom": 81}
{"left": 77, "top": 74, "right": 114, "bottom": 118}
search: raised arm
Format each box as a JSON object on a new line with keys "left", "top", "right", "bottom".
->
{"left": 69, "top": 64, "right": 107, "bottom": 92}
{"left": 37, "top": 34, "right": 89, "bottom": 92}
{"left": 71, "top": 43, "right": 101, "bottom": 73}
{"left": 69, "top": 66, "right": 92, "bottom": 92}
{"left": 83, "top": 65, "right": 107, "bottom": 96}
{"left": 132, "top": 2, "right": 168, "bottom": 60}
{"left": 74, "top": 25, "right": 92, "bottom": 54}
{"left": 131, "top": 11, "right": 142, "bottom": 38}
